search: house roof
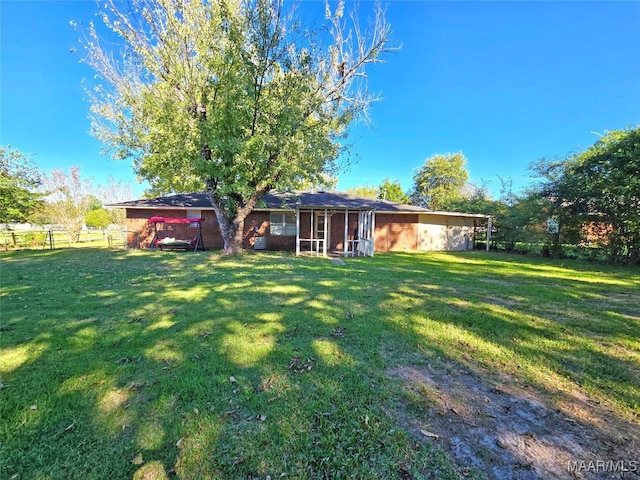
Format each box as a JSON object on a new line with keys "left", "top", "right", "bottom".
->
{"left": 107, "top": 190, "right": 490, "bottom": 218}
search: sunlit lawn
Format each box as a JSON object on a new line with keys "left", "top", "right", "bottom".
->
{"left": 1, "top": 249, "right": 638, "bottom": 479}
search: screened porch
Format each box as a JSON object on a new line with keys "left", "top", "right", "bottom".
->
{"left": 292, "top": 208, "right": 376, "bottom": 257}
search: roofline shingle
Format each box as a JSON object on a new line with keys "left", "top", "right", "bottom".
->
{"left": 106, "top": 190, "right": 490, "bottom": 218}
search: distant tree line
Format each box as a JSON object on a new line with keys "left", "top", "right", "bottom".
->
{"left": 3, "top": 125, "right": 637, "bottom": 262}
{"left": 347, "top": 126, "right": 639, "bottom": 265}
{"left": 0, "top": 146, "right": 134, "bottom": 243}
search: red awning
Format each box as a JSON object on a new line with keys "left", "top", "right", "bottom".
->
{"left": 148, "top": 216, "right": 205, "bottom": 224}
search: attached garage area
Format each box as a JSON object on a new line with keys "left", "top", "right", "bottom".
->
{"left": 418, "top": 213, "right": 484, "bottom": 252}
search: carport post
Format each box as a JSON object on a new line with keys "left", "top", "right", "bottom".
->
{"left": 486, "top": 217, "right": 492, "bottom": 251}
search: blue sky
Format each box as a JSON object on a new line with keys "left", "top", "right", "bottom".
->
{"left": 1, "top": 1, "right": 639, "bottom": 200}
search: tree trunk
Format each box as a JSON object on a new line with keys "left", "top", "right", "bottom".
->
{"left": 215, "top": 210, "right": 246, "bottom": 255}
{"left": 207, "top": 185, "right": 273, "bottom": 255}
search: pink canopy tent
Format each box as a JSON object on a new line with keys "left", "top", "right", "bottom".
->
{"left": 148, "top": 216, "right": 205, "bottom": 251}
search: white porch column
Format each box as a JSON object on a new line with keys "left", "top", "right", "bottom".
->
{"left": 295, "top": 207, "right": 300, "bottom": 256}
{"left": 344, "top": 209, "right": 348, "bottom": 257}
{"left": 310, "top": 209, "right": 314, "bottom": 255}
{"left": 323, "top": 208, "right": 328, "bottom": 257}
{"left": 370, "top": 211, "right": 376, "bottom": 257}
{"left": 486, "top": 217, "right": 492, "bottom": 251}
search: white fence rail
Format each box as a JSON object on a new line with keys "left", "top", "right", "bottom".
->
{"left": 1, "top": 227, "right": 129, "bottom": 250}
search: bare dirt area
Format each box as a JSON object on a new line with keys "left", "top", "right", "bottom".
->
{"left": 389, "top": 365, "right": 640, "bottom": 480}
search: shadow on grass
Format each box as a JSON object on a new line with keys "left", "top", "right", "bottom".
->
{"left": 1, "top": 249, "right": 638, "bottom": 479}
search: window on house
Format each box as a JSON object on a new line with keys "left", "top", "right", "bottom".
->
{"left": 187, "top": 210, "right": 201, "bottom": 227}
{"left": 270, "top": 212, "right": 296, "bottom": 235}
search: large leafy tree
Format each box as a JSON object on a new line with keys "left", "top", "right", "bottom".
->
{"left": 409, "top": 152, "right": 469, "bottom": 210}
{"left": 42, "top": 167, "right": 95, "bottom": 243}
{"left": 0, "top": 146, "right": 43, "bottom": 223}
{"left": 346, "top": 184, "right": 378, "bottom": 199}
{"left": 84, "top": 0, "right": 393, "bottom": 254}
{"left": 534, "top": 126, "right": 640, "bottom": 263}
{"left": 378, "top": 177, "right": 408, "bottom": 203}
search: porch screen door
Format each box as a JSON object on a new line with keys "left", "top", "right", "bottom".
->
{"left": 313, "top": 212, "right": 329, "bottom": 255}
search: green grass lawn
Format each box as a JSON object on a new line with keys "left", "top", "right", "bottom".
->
{"left": 1, "top": 249, "right": 638, "bottom": 479}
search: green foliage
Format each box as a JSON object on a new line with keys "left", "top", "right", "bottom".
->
{"left": 347, "top": 178, "right": 409, "bottom": 202}
{"left": 85, "top": 0, "right": 394, "bottom": 254}
{"left": 533, "top": 126, "right": 640, "bottom": 264}
{"left": 492, "top": 190, "right": 553, "bottom": 252}
{"left": 23, "top": 231, "right": 47, "bottom": 247}
{"left": 291, "top": 173, "right": 338, "bottom": 192}
{"left": 85, "top": 208, "right": 112, "bottom": 228}
{"left": 445, "top": 183, "right": 498, "bottom": 215}
{"left": 87, "top": 195, "right": 103, "bottom": 211}
{"left": 346, "top": 184, "right": 379, "bottom": 198}
{"left": 410, "top": 152, "right": 469, "bottom": 210}
{"left": 378, "top": 177, "right": 409, "bottom": 203}
{"left": 0, "top": 146, "right": 43, "bottom": 223}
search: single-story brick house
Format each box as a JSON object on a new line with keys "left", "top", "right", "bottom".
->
{"left": 109, "top": 190, "right": 492, "bottom": 256}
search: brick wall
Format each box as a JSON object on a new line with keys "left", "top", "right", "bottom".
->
{"left": 126, "top": 209, "right": 223, "bottom": 250}
{"left": 126, "top": 209, "right": 469, "bottom": 253}
{"left": 374, "top": 214, "right": 419, "bottom": 252}
{"left": 126, "top": 209, "right": 296, "bottom": 251}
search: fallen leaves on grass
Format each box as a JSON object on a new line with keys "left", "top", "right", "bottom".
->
{"left": 398, "top": 467, "right": 413, "bottom": 479}
{"left": 219, "top": 410, "right": 237, "bottom": 422}
{"left": 116, "top": 356, "right": 141, "bottom": 364}
{"left": 332, "top": 326, "right": 347, "bottom": 337}
{"left": 261, "top": 376, "right": 276, "bottom": 391}
{"left": 288, "top": 356, "right": 316, "bottom": 373}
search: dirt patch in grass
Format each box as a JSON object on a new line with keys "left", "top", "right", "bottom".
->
{"left": 390, "top": 364, "right": 640, "bottom": 480}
